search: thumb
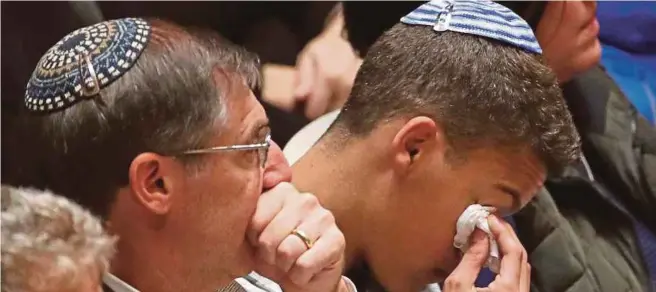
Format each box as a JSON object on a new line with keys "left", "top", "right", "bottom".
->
{"left": 444, "top": 230, "right": 490, "bottom": 290}
{"left": 294, "top": 54, "right": 316, "bottom": 101}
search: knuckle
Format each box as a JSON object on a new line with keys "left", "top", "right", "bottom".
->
{"left": 288, "top": 270, "right": 308, "bottom": 287}
{"left": 318, "top": 208, "right": 336, "bottom": 225}
{"left": 294, "top": 256, "right": 315, "bottom": 272}
{"left": 467, "top": 246, "right": 489, "bottom": 262}
{"left": 495, "top": 278, "right": 516, "bottom": 291}
{"left": 277, "top": 182, "right": 297, "bottom": 194}
{"left": 257, "top": 237, "right": 276, "bottom": 254}
{"left": 444, "top": 276, "right": 465, "bottom": 290}
{"left": 249, "top": 219, "right": 266, "bottom": 235}
{"left": 277, "top": 241, "right": 297, "bottom": 262}
{"left": 299, "top": 192, "right": 320, "bottom": 209}
{"left": 527, "top": 263, "right": 532, "bottom": 275}
{"left": 336, "top": 228, "right": 346, "bottom": 246}
{"left": 326, "top": 227, "right": 347, "bottom": 254}
{"left": 505, "top": 240, "right": 524, "bottom": 255}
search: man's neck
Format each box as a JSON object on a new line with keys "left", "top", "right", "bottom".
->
{"left": 292, "top": 138, "right": 390, "bottom": 270}
{"left": 109, "top": 232, "right": 230, "bottom": 292}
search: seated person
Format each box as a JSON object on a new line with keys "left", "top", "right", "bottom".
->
{"left": 289, "top": 1, "right": 656, "bottom": 291}
{"left": 247, "top": 0, "right": 581, "bottom": 291}
{"left": 1, "top": 185, "right": 115, "bottom": 292}
{"left": 16, "top": 18, "right": 351, "bottom": 292}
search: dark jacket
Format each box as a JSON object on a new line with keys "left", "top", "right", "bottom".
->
{"left": 514, "top": 66, "right": 656, "bottom": 292}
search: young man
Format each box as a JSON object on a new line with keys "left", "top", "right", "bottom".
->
{"left": 288, "top": 1, "right": 656, "bottom": 291}
{"left": 16, "top": 18, "right": 353, "bottom": 292}
{"left": 280, "top": 0, "right": 580, "bottom": 291}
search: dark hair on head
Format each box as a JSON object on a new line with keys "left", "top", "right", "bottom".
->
{"left": 330, "top": 23, "right": 581, "bottom": 173}
{"left": 21, "top": 19, "right": 260, "bottom": 219}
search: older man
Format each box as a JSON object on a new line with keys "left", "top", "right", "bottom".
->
{"left": 18, "top": 18, "right": 352, "bottom": 292}
{"left": 1, "top": 185, "right": 115, "bottom": 292}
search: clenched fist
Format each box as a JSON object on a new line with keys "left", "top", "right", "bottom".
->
{"left": 248, "top": 182, "right": 350, "bottom": 292}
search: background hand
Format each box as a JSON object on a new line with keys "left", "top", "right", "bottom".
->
{"left": 293, "top": 33, "right": 362, "bottom": 120}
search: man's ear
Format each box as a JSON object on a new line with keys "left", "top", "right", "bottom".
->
{"left": 128, "top": 153, "right": 180, "bottom": 215}
{"left": 391, "top": 116, "right": 447, "bottom": 170}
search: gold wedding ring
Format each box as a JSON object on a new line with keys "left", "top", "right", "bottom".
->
{"left": 291, "top": 229, "right": 314, "bottom": 249}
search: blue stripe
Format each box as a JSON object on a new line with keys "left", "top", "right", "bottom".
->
{"left": 454, "top": 12, "right": 532, "bottom": 29}
{"left": 450, "top": 24, "right": 541, "bottom": 53}
{"left": 450, "top": 21, "right": 538, "bottom": 43}
{"left": 456, "top": 0, "right": 517, "bottom": 16}
{"left": 456, "top": 6, "right": 522, "bottom": 23}
{"left": 401, "top": 0, "right": 542, "bottom": 54}
{"left": 403, "top": 14, "right": 437, "bottom": 23}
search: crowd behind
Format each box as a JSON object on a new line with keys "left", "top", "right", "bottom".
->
{"left": 1, "top": 1, "right": 655, "bottom": 292}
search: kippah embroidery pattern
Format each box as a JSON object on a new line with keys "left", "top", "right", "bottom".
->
{"left": 25, "top": 18, "right": 151, "bottom": 113}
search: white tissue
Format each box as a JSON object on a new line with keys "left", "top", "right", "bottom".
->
{"left": 453, "top": 204, "right": 500, "bottom": 273}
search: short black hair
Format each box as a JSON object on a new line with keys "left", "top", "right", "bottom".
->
{"left": 331, "top": 24, "right": 580, "bottom": 172}
{"left": 19, "top": 19, "right": 260, "bottom": 218}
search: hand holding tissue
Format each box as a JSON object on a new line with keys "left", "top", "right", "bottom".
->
{"left": 453, "top": 204, "right": 500, "bottom": 273}
{"left": 445, "top": 204, "right": 531, "bottom": 291}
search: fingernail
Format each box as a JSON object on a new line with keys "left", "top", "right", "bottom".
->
{"left": 488, "top": 214, "right": 499, "bottom": 225}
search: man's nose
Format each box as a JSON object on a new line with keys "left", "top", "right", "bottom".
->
{"left": 262, "top": 140, "right": 292, "bottom": 190}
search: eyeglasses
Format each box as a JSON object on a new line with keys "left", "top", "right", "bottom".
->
{"left": 178, "top": 133, "right": 271, "bottom": 168}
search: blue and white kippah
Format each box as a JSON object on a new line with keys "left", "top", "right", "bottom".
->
{"left": 400, "top": 0, "right": 542, "bottom": 54}
{"left": 25, "top": 18, "right": 151, "bottom": 113}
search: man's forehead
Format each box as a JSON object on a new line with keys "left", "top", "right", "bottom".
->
{"left": 229, "top": 89, "right": 268, "bottom": 137}
{"left": 210, "top": 78, "right": 267, "bottom": 143}
{"left": 498, "top": 150, "right": 546, "bottom": 202}
{"left": 472, "top": 147, "right": 546, "bottom": 198}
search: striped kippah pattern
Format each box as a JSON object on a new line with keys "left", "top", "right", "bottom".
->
{"left": 400, "top": 0, "right": 542, "bottom": 54}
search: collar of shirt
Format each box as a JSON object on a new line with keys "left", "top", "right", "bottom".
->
{"left": 103, "top": 273, "right": 139, "bottom": 292}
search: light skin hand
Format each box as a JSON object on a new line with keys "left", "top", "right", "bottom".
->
{"left": 248, "top": 182, "right": 347, "bottom": 292}
{"left": 444, "top": 215, "right": 530, "bottom": 292}
{"left": 293, "top": 29, "right": 362, "bottom": 120}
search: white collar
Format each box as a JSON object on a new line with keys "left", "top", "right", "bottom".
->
{"left": 103, "top": 273, "right": 139, "bottom": 292}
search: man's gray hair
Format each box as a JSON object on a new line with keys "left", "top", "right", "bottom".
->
{"left": 1, "top": 185, "right": 116, "bottom": 292}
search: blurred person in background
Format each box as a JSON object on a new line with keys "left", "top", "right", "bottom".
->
{"left": 0, "top": 1, "right": 339, "bottom": 161}
{"left": 14, "top": 17, "right": 351, "bottom": 292}
{"left": 504, "top": 2, "right": 656, "bottom": 291}
{"left": 596, "top": 1, "right": 656, "bottom": 124}
{"left": 285, "top": 1, "right": 656, "bottom": 291}
{"left": 1, "top": 185, "right": 116, "bottom": 292}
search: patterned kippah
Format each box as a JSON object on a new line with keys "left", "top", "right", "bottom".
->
{"left": 25, "top": 18, "right": 151, "bottom": 113}
{"left": 400, "top": 0, "right": 542, "bottom": 54}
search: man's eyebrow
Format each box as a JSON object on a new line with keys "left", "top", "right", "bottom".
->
{"left": 495, "top": 183, "right": 522, "bottom": 213}
{"left": 248, "top": 119, "right": 270, "bottom": 140}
